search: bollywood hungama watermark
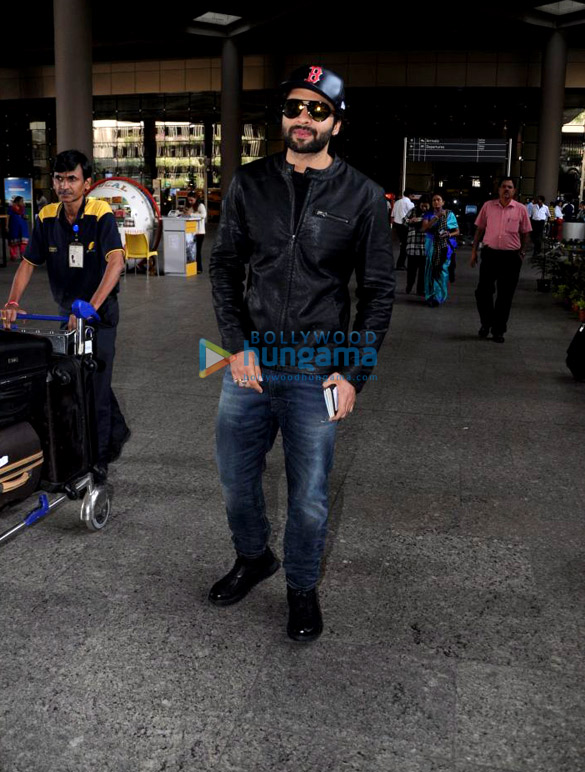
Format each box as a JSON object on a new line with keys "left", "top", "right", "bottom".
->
{"left": 199, "top": 330, "right": 378, "bottom": 379}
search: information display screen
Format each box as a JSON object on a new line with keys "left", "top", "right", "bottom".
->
{"left": 4, "top": 178, "right": 33, "bottom": 221}
{"left": 407, "top": 138, "right": 509, "bottom": 163}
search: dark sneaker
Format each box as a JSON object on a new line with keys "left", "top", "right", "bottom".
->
{"left": 287, "top": 587, "right": 323, "bottom": 642}
{"left": 492, "top": 335, "right": 505, "bottom": 343}
{"left": 208, "top": 548, "right": 280, "bottom": 606}
{"left": 478, "top": 326, "right": 490, "bottom": 338}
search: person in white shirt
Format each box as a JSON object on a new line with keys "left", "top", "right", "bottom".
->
{"left": 530, "top": 195, "right": 549, "bottom": 255}
{"left": 553, "top": 200, "right": 563, "bottom": 241}
{"left": 391, "top": 190, "right": 414, "bottom": 270}
{"left": 183, "top": 190, "right": 207, "bottom": 273}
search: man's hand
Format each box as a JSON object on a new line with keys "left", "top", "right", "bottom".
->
{"left": 470, "top": 249, "right": 478, "bottom": 268}
{"left": 323, "top": 372, "right": 356, "bottom": 421}
{"left": 229, "top": 349, "right": 263, "bottom": 394}
{"left": 67, "top": 314, "right": 76, "bottom": 331}
{"left": 1, "top": 302, "right": 24, "bottom": 329}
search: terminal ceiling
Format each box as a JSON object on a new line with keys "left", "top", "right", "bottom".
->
{"left": 7, "top": 3, "right": 585, "bottom": 66}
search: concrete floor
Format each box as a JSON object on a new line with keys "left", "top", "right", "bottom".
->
{"left": 1, "top": 234, "right": 585, "bottom": 772}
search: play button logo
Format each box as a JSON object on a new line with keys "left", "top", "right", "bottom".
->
{"left": 199, "top": 339, "right": 232, "bottom": 378}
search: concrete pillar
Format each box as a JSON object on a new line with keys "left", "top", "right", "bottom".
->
{"left": 535, "top": 30, "right": 568, "bottom": 202}
{"left": 220, "top": 38, "right": 242, "bottom": 195}
{"left": 53, "top": 0, "right": 93, "bottom": 160}
{"left": 143, "top": 118, "right": 157, "bottom": 185}
{"left": 204, "top": 120, "right": 214, "bottom": 191}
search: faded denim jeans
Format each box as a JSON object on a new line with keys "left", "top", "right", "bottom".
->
{"left": 215, "top": 368, "right": 337, "bottom": 590}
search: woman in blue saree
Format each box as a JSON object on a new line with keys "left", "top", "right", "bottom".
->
{"left": 8, "top": 196, "right": 29, "bottom": 261}
{"left": 421, "top": 193, "right": 459, "bottom": 307}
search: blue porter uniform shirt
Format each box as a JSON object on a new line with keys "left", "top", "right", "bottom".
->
{"left": 24, "top": 197, "right": 123, "bottom": 311}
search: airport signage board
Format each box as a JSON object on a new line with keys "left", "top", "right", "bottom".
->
{"left": 407, "top": 138, "right": 509, "bottom": 163}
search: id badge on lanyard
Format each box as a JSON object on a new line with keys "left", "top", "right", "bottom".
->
{"left": 69, "top": 243, "right": 84, "bottom": 268}
{"left": 69, "top": 223, "right": 84, "bottom": 268}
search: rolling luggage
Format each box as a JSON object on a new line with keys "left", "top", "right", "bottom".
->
{"left": 0, "top": 305, "right": 112, "bottom": 543}
{"left": 0, "top": 422, "right": 43, "bottom": 508}
{"left": 42, "top": 354, "right": 97, "bottom": 487}
{"left": 0, "top": 329, "right": 52, "bottom": 429}
{"left": 566, "top": 322, "right": 585, "bottom": 381}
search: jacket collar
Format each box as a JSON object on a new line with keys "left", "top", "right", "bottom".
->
{"left": 276, "top": 152, "right": 344, "bottom": 180}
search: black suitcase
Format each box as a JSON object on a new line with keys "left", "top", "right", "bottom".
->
{"left": 0, "top": 329, "right": 52, "bottom": 429}
{"left": 0, "top": 422, "right": 43, "bottom": 508}
{"left": 566, "top": 323, "right": 585, "bottom": 381}
{"left": 42, "top": 354, "right": 97, "bottom": 487}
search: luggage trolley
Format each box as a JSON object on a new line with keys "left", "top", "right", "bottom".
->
{"left": 0, "top": 301, "right": 112, "bottom": 544}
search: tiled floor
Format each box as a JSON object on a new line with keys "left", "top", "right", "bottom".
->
{"left": 1, "top": 235, "right": 584, "bottom": 771}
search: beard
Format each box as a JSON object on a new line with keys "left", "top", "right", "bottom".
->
{"left": 283, "top": 124, "right": 334, "bottom": 154}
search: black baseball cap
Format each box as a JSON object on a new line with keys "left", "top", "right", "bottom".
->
{"left": 280, "top": 66, "right": 346, "bottom": 112}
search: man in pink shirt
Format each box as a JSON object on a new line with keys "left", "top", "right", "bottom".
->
{"left": 470, "top": 177, "right": 532, "bottom": 343}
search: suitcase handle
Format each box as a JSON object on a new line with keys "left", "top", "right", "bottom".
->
{"left": 0, "top": 470, "right": 30, "bottom": 493}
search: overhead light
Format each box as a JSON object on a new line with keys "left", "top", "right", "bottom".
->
{"left": 535, "top": 1, "right": 585, "bottom": 15}
{"left": 193, "top": 13, "right": 242, "bottom": 26}
{"left": 563, "top": 108, "right": 585, "bottom": 132}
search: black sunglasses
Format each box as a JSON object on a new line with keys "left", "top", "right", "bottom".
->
{"left": 282, "top": 99, "right": 333, "bottom": 122}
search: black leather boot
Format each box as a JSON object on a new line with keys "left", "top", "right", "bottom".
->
{"left": 287, "top": 587, "right": 323, "bottom": 642}
{"left": 208, "top": 548, "right": 280, "bottom": 606}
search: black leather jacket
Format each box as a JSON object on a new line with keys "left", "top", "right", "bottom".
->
{"left": 209, "top": 153, "right": 394, "bottom": 391}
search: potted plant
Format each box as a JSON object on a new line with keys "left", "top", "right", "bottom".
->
{"left": 577, "top": 299, "right": 585, "bottom": 322}
{"left": 570, "top": 289, "right": 582, "bottom": 313}
{"left": 552, "top": 256, "right": 578, "bottom": 293}
{"left": 553, "top": 284, "right": 571, "bottom": 307}
{"left": 530, "top": 238, "right": 560, "bottom": 292}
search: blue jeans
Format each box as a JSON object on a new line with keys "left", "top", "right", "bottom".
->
{"left": 215, "top": 368, "right": 337, "bottom": 590}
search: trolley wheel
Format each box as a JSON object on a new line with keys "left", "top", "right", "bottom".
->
{"left": 80, "top": 484, "right": 111, "bottom": 531}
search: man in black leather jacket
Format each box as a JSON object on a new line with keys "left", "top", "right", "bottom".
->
{"left": 208, "top": 66, "right": 394, "bottom": 642}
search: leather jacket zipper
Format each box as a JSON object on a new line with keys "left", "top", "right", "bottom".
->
{"left": 314, "top": 209, "right": 350, "bottom": 224}
{"left": 280, "top": 175, "right": 314, "bottom": 331}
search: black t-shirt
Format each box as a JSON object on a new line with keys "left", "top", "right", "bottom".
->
{"left": 292, "top": 171, "right": 310, "bottom": 232}
{"left": 25, "top": 197, "right": 123, "bottom": 310}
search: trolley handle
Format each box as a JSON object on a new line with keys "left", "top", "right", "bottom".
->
{"left": 15, "top": 299, "right": 100, "bottom": 324}
{"left": 16, "top": 313, "right": 69, "bottom": 323}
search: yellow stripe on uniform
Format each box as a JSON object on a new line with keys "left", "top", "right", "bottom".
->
{"left": 84, "top": 198, "right": 115, "bottom": 220}
{"left": 105, "top": 248, "right": 126, "bottom": 262}
{"left": 38, "top": 203, "right": 61, "bottom": 222}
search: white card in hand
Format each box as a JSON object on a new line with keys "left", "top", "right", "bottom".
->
{"left": 324, "top": 385, "right": 338, "bottom": 418}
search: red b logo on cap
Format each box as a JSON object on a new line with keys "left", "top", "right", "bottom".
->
{"left": 305, "top": 66, "right": 323, "bottom": 84}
